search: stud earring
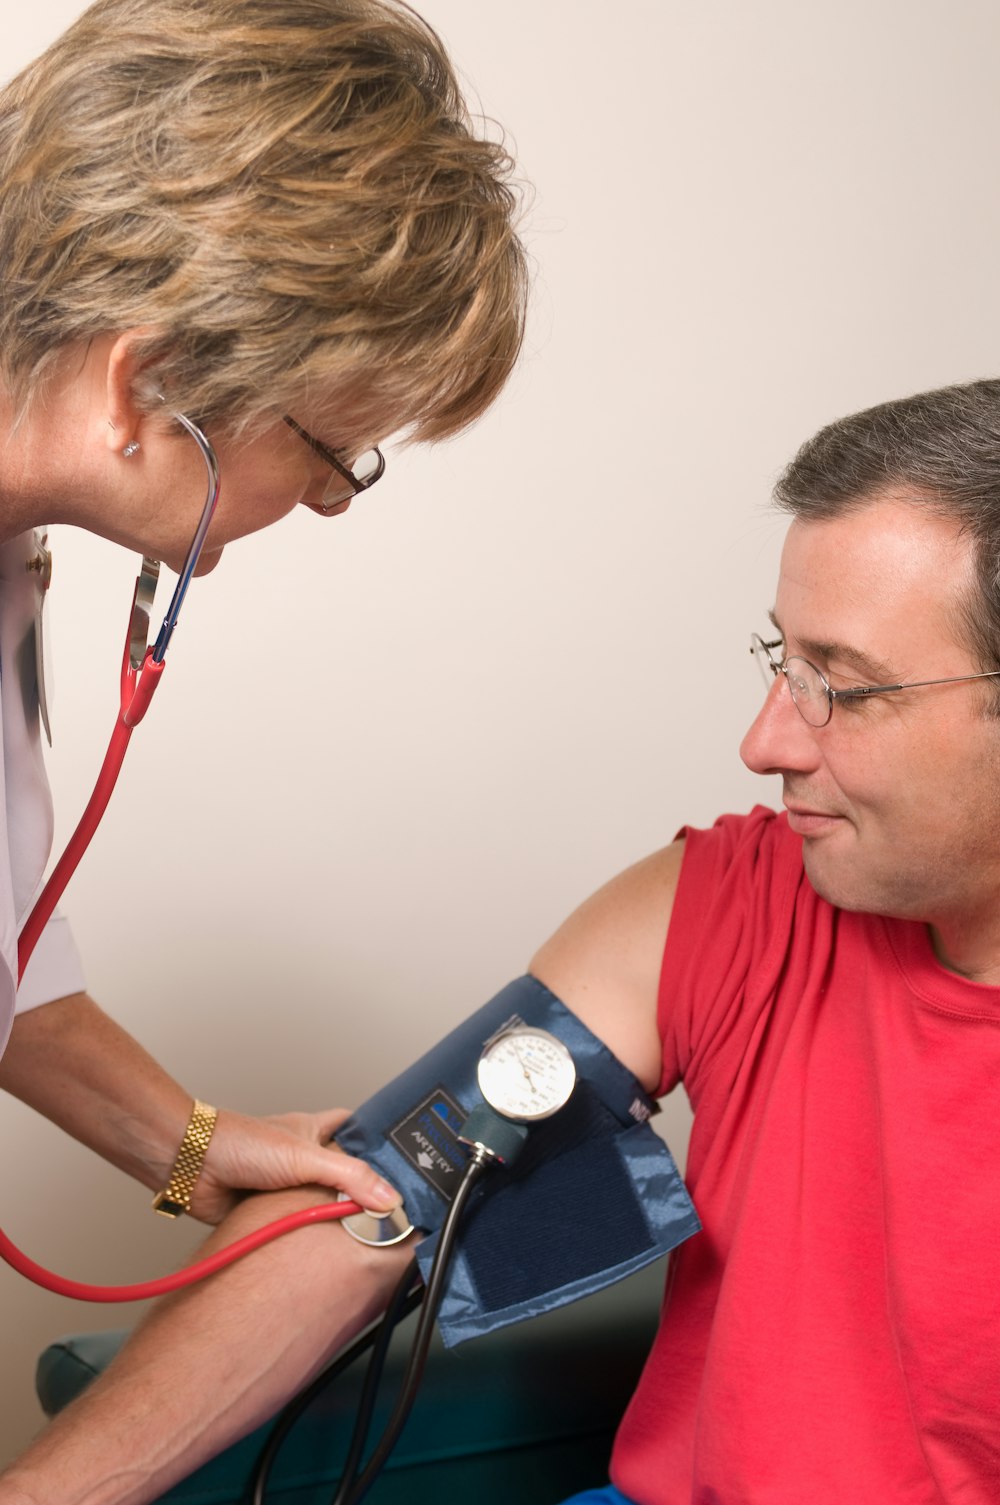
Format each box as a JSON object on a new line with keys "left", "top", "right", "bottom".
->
{"left": 122, "top": 440, "right": 141, "bottom": 458}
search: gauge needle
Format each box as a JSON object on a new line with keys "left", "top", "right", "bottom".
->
{"left": 511, "top": 1041, "right": 537, "bottom": 1092}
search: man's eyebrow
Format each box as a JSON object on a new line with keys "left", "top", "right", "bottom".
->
{"left": 766, "top": 609, "right": 898, "bottom": 683}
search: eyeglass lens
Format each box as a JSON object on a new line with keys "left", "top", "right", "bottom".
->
{"left": 783, "top": 658, "right": 831, "bottom": 726}
{"left": 750, "top": 635, "right": 832, "bottom": 727}
{"left": 321, "top": 449, "right": 383, "bottom": 507}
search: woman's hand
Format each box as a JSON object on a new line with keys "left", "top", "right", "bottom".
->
{"left": 0, "top": 995, "right": 400, "bottom": 1224}
{"left": 188, "top": 1106, "right": 399, "bottom": 1225}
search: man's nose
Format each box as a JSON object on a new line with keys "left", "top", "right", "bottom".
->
{"left": 740, "top": 672, "right": 821, "bottom": 776}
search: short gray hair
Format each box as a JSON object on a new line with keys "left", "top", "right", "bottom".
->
{"left": 774, "top": 379, "right": 1000, "bottom": 705}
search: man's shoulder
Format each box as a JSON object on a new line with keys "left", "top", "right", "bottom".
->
{"left": 527, "top": 810, "right": 804, "bottom": 1093}
{"left": 680, "top": 802, "right": 792, "bottom": 852}
{"left": 529, "top": 840, "right": 688, "bottom": 1092}
{"left": 675, "top": 803, "right": 802, "bottom": 900}
{"left": 662, "top": 803, "right": 814, "bottom": 1022}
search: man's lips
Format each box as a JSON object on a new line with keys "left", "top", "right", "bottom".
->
{"left": 784, "top": 802, "right": 846, "bottom": 836}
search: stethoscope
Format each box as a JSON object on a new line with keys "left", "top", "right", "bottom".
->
{"left": 0, "top": 416, "right": 579, "bottom": 1502}
{"left": 2, "top": 412, "right": 371, "bottom": 1302}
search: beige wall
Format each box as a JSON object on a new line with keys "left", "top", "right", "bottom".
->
{"left": 3, "top": 0, "right": 1000, "bottom": 1466}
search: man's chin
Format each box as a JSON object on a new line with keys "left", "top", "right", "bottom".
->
{"left": 801, "top": 842, "right": 912, "bottom": 919}
{"left": 800, "top": 841, "right": 867, "bottom": 913}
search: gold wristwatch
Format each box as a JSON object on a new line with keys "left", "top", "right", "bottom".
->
{"left": 152, "top": 1100, "right": 218, "bottom": 1218}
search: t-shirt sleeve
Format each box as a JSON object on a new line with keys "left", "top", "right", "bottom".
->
{"left": 16, "top": 908, "right": 86, "bottom": 1012}
{"left": 657, "top": 805, "right": 804, "bottom": 1102}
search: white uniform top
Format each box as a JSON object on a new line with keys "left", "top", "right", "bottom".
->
{"left": 0, "top": 530, "right": 86, "bottom": 1059}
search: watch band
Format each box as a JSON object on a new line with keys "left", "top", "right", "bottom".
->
{"left": 152, "top": 1100, "right": 218, "bottom": 1218}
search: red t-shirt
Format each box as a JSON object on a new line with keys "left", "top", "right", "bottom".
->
{"left": 611, "top": 806, "right": 1000, "bottom": 1505}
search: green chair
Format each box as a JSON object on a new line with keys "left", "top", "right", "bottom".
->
{"left": 36, "top": 1261, "right": 662, "bottom": 1504}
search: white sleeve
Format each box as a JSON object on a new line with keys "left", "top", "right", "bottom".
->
{"left": 16, "top": 908, "right": 87, "bottom": 1012}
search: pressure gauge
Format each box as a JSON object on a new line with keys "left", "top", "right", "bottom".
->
{"left": 477, "top": 1026, "right": 577, "bottom": 1122}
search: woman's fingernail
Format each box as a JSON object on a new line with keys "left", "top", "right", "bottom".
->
{"left": 373, "top": 1180, "right": 398, "bottom": 1207}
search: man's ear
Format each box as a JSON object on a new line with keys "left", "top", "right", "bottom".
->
{"left": 104, "top": 327, "right": 163, "bottom": 452}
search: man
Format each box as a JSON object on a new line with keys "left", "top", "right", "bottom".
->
{"left": 3, "top": 379, "right": 998, "bottom": 1503}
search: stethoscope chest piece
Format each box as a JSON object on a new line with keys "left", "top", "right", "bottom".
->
{"left": 337, "top": 1194, "right": 415, "bottom": 1248}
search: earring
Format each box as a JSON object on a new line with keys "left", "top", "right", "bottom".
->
{"left": 122, "top": 440, "right": 141, "bottom": 458}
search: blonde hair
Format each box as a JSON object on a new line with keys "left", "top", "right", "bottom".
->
{"left": 0, "top": 0, "right": 527, "bottom": 451}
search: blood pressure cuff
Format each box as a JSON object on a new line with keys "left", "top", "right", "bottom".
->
{"left": 335, "top": 975, "right": 700, "bottom": 1347}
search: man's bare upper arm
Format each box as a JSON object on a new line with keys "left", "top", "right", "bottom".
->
{"left": 529, "top": 839, "right": 686, "bottom": 1095}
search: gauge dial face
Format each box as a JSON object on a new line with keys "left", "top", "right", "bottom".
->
{"left": 477, "top": 1027, "right": 577, "bottom": 1121}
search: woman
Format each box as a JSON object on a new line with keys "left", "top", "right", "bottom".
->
{"left": 0, "top": 0, "right": 526, "bottom": 1229}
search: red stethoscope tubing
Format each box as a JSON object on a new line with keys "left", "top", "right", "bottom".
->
{"left": 16, "top": 640, "right": 163, "bottom": 981}
{"left": 8, "top": 636, "right": 364, "bottom": 1302}
{"left": 3, "top": 420, "right": 367, "bottom": 1303}
{"left": 0, "top": 1200, "right": 362, "bottom": 1303}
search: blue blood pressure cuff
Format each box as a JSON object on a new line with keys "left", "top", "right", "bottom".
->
{"left": 335, "top": 975, "right": 700, "bottom": 1347}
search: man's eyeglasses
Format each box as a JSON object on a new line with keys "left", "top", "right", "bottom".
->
{"left": 750, "top": 632, "right": 1000, "bottom": 728}
{"left": 283, "top": 415, "right": 386, "bottom": 514}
